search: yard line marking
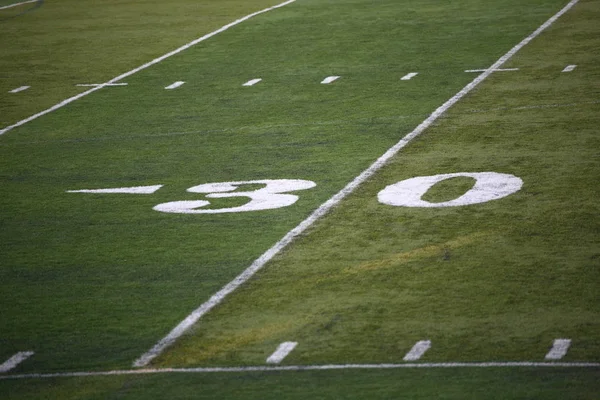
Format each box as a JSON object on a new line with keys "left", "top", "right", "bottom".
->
{"left": 562, "top": 64, "right": 577, "bottom": 72}
{"left": 76, "top": 83, "right": 128, "bottom": 87}
{"left": 2, "top": 361, "right": 600, "bottom": 380}
{"left": 9, "top": 86, "right": 30, "bottom": 93}
{"left": 465, "top": 68, "right": 520, "bottom": 73}
{"left": 321, "top": 76, "right": 340, "bottom": 84}
{"left": 545, "top": 339, "right": 571, "bottom": 360}
{"left": 266, "top": 342, "right": 298, "bottom": 364}
{"left": 0, "top": 0, "right": 297, "bottom": 136}
{"left": 133, "top": 0, "right": 580, "bottom": 368}
{"left": 165, "top": 81, "right": 185, "bottom": 90}
{"left": 403, "top": 340, "right": 431, "bottom": 361}
{"left": 0, "top": 352, "right": 34, "bottom": 373}
{"left": 243, "top": 78, "right": 262, "bottom": 86}
{"left": 401, "top": 72, "right": 419, "bottom": 81}
{"left": 0, "top": 0, "right": 36, "bottom": 10}
{"left": 66, "top": 185, "right": 163, "bottom": 194}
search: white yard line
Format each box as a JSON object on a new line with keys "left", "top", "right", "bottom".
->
{"left": 76, "top": 83, "right": 128, "bottom": 87}
{"left": 0, "top": 0, "right": 297, "bottom": 136}
{"left": 1, "top": 361, "right": 599, "bottom": 380}
{"left": 243, "top": 78, "right": 262, "bottom": 86}
{"left": 545, "top": 339, "right": 571, "bottom": 360}
{"left": 401, "top": 72, "right": 418, "bottom": 81}
{"left": 133, "top": 0, "right": 581, "bottom": 367}
{"left": 9, "top": 86, "right": 30, "bottom": 93}
{"left": 0, "top": 352, "right": 34, "bottom": 373}
{"left": 465, "top": 68, "right": 520, "bottom": 73}
{"left": 0, "top": 0, "right": 36, "bottom": 10}
{"left": 562, "top": 64, "right": 577, "bottom": 72}
{"left": 266, "top": 342, "right": 298, "bottom": 364}
{"left": 403, "top": 341, "right": 431, "bottom": 361}
{"left": 321, "top": 76, "right": 340, "bottom": 84}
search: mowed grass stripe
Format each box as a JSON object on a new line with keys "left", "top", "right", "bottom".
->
{"left": 152, "top": 0, "right": 599, "bottom": 369}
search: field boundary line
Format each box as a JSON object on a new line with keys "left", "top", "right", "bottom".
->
{"left": 0, "top": 0, "right": 36, "bottom": 10}
{"left": 133, "top": 0, "right": 580, "bottom": 367}
{"left": 0, "top": 0, "right": 296, "bottom": 136}
{"left": 2, "top": 362, "right": 599, "bottom": 381}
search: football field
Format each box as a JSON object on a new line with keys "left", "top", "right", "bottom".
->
{"left": 1, "top": 0, "right": 599, "bottom": 398}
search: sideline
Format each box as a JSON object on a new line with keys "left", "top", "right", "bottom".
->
{"left": 133, "top": 0, "right": 581, "bottom": 367}
{"left": 0, "top": 0, "right": 297, "bottom": 135}
{"left": 1, "top": 361, "right": 599, "bottom": 381}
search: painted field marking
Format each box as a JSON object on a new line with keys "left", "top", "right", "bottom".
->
{"left": 401, "top": 72, "right": 419, "bottom": 81}
{"left": 165, "top": 81, "right": 185, "bottom": 90}
{"left": 243, "top": 78, "right": 262, "bottom": 86}
{"left": 76, "top": 83, "right": 128, "bottom": 87}
{"left": 321, "top": 76, "right": 340, "bottom": 84}
{"left": 0, "top": 0, "right": 36, "bottom": 10}
{"left": 266, "top": 342, "right": 298, "bottom": 364}
{"left": 465, "top": 68, "right": 520, "bottom": 73}
{"left": 9, "top": 86, "right": 30, "bottom": 93}
{"left": 2, "top": 361, "right": 600, "bottom": 380}
{"left": 403, "top": 340, "right": 431, "bottom": 361}
{"left": 0, "top": 352, "right": 34, "bottom": 373}
{"left": 545, "top": 339, "right": 571, "bottom": 360}
{"left": 0, "top": 0, "right": 297, "bottom": 136}
{"left": 562, "top": 64, "right": 577, "bottom": 72}
{"left": 67, "top": 185, "right": 163, "bottom": 194}
{"left": 133, "top": 0, "right": 581, "bottom": 368}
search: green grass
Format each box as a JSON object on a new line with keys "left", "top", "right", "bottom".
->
{"left": 1, "top": 0, "right": 599, "bottom": 398}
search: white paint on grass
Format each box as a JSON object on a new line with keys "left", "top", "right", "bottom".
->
{"left": 243, "top": 78, "right": 262, "bottom": 86}
{"left": 0, "top": 0, "right": 298, "bottom": 136}
{"left": 2, "top": 361, "right": 600, "bottom": 380}
{"left": 266, "top": 342, "right": 298, "bottom": 364}
{"left": 465, "top": 68, "right": 520, "bottom": 73}
{"left": 401, "top": 72, "right": 418, "bottom": 81}
{"left": 562, "top": 64, "right": 577, "bottom": 72}
{"left": 165, "top": 81, "right": 185, "bottom": 90}
{"left": 76, "top": 83, "right": 128, "bottom": 87}
{"left": 0, "top": 352, "right": 34, "bottom": 373}
{"left": 133, "top": 0, "right": 580, "bottom": 367}
{"left": 321, "top": 76, "right": 340, "bottom": 84}
{"left": 154, "top": 179, "right": 316, "bottom": 214}
{"left": 0, "top": 0, "right": 36, "bottom": 10}
{"left": 9, "top": 86, "right": 30, "bottom": 93}
{"left": 378, "top": 172, "right": 523, "bottom": 208}
{"left": 545, "top": 339, "right": 571, "bottom": 360}
{"left": 67, "top": 185, "right": 163, "bottom": 194}
{"left": 403, "top": 340, "right": 431, "bottom": 361}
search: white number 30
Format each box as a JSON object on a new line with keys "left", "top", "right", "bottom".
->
{"left": 153, "top": 179, "right": 316, "bottom": 214}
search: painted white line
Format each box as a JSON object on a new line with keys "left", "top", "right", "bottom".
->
{"left": 562, "top": 64, "right": 577, "bottom": 72}
{"left": 76, "top": 83, "right": 128, "bottom": 87}
{"left": 266, "top": 342, "right": 297, "bottom": 364}
{"left": 403, "top": 340, "right": 431, "bottom": 361}
{"left": 0, "top": 352, "right": 34, "bottom": 373}
{"left": 320, "top": 76, "right": 340, "bottom": 84}
{"left": 66, "top": 185, "right": 163, "bottom": 194}
{"left": 401, "top": 72, "right": 419, "bottom": 81}
{"left": 133, "top": 0, "right": 580, "bottom": 367}
{"left": 0, "top": 0, "right": 297, "bottom": 136}
{"left": 0, "top": 0, "right": 36, "bottom": 10}
{"left": 2, "top": 361, "right": 600, "bottom": 380}
{"left": 9, "top": 86, "right": 30, "bottom": 94}
{"left": 545, "top": 339, "right": 571, "bottom": 360}
{"left": 465, "top": 68, "right": 520, "bottom": 73}
{"left": 243, "top": 78, "right": 262, "bottom": 87}
{"left": 165, "top": 81, "right": 185, "bottom": 90}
